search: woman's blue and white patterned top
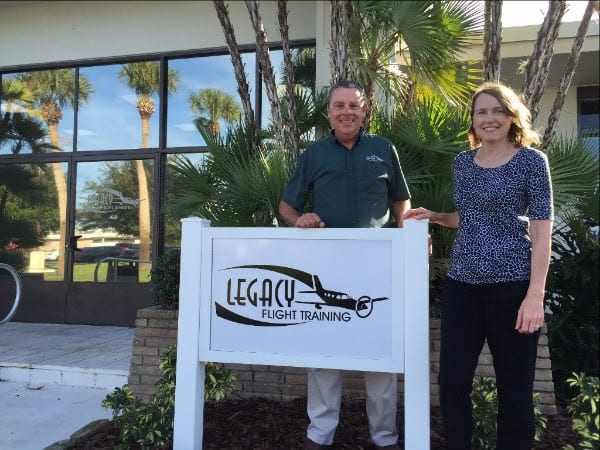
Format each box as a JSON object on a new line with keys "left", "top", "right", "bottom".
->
{"left": 447, "top": 147, "right": 553, "bottom": 284}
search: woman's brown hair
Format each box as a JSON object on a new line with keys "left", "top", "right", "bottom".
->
{"left": 467, "top": 82, "right": 541, "bottom": 149}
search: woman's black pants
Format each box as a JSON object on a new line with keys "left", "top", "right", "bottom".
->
{"left": 438, "top": 277, "right": 540, "bottom": 450}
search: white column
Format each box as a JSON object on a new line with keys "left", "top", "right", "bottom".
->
{"left": 403, "top": 220, "right": 431, "bottom": 450}
{"left": 173, "top": 217, "right": 210, "bottom": 450}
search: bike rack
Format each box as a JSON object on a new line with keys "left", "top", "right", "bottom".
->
{"left": 93, "top": 257, "right": 151, "bottom": 282}
{"left": 0, "top": 263, "right": 22, "bottom": 325}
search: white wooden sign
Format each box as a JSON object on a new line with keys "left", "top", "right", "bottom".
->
{"left": 173, "top": 217, "right": 430, "bottom": 449}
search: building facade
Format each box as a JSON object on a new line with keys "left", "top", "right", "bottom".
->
{"left": 1, "top": 1, "right": 597, "bottom": 326}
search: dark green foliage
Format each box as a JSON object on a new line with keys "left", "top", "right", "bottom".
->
{"left": 471, "top": 377, "right": 547, "bottom": 449}
{"left": 563, "top": 372, "right": 600, "bottom": 449}
{"left": 0, "top": 249, "right": 26, "bottom": 271}
{"left": 546, "top": 194, "right": 599, "bottom": 394}
{"left": 102, "top": 345, "right": 235, "bottom": 449}
{"left": 165, "top": 121, "right": 296, "bottom": 227}
{"left": 150, "top": 248, "right": 180, "bottom": 310}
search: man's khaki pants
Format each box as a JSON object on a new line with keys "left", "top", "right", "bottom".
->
{"left": 306, "top": 368, "right": 399, "bottom": 446}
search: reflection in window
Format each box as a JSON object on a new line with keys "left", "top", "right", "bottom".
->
{"left": 78, "top": 64, "right": 159, "bottom": 151}
{"left": 167, "top": 53, "right": 256, "bottom": 148}
{"left": 74, "top": 160, "right": 154, "bottom": 282}
{"left": 578, "top": 86, "right": 599, "bottom": 156}
{"left": 0, "top": 162, "right": 65, "bottom": 281}
{"left": 1, "top": 70, "right": 80, "bottom": 154}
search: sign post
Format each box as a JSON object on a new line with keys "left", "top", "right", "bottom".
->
{"left": 173, "top": 217, "right": 430, "bottom": 449}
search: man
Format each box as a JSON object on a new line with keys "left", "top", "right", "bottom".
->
{"left": 279, "top": 80, "right": 411, "bottom": 450}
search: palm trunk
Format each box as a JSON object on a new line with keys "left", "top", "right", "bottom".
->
{"left": 277, "top": 0, "right": 301, "bottom": 158}
{"left": 483, "top": 0, "right": 503, "bottom": 82}
{"left": 213, "top": 0, "right": 259, "bottom": 150}
{"left": 542, "top": 0, "right": 597, "bottom": 149}
{"left": 48, "top": 123, "right": 67, "bottom": 279}
{"left": 138, "top": 115, "right": 152, "bottom": 276}
{"left": 522, "top": 1, "right": 566, "bottom": 122}
{"left": 245, "top": 0, "right": 287, "bottom": 152}
{"left": 329, "top": 0, "right": 353, "bottom": 84}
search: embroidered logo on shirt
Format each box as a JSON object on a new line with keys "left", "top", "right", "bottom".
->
{"left": 366, "top": 155, "right": 384, "bottom": 163}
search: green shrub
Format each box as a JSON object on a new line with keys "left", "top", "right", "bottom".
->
{"left": 563, "top": 372, "right": 600, "bottom": 450}
{"left": 150, "top": 248, "right": 181, "bottom": 310}
{"left": 546, "top": 204, "right": 599, "bottom": 395}
{"left": 0, "top": 249, "right": 26, "bottom": 271}
{"left": 103, "top": 345, "right": 236, "bottom": 449}
{"left": 471, "top": 376, "right": 547, "bottom": 449}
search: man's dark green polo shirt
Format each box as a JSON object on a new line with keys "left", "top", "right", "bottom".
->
{"left": 282, "top": 131, "right": 411, "bottom": 228}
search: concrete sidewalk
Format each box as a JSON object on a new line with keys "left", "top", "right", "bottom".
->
{"left": 0, "top": 322, "right": 134, "bottom": 450}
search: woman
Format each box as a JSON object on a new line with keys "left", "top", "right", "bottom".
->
{"left": 404, "top": 82, "right": 553, "bottom": 449}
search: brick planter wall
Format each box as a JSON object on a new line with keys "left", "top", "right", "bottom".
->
{"left": 127, "top": 309, "right": 556, "bottom": 415}
{"left": 128, "top": 307, "right": 178, "bottom": 404}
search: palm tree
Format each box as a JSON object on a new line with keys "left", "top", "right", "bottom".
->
{"left": 118, "top": 62, "right": 178, "bottom": 274}
{"left": 0, "top": 112, "right": 56, "bottom": 254}
{"left": 328, "top": 1, "right": 483, "bottom": 130}
{"left": 521, "top": 0, "right": 566, "bottom": 122}
{"left": 1, "top": 78, "right": 35, "bottom": 114}
{"left": 542, "top": 0, "right": 598, "bottom": 148}
{"left": 17, "top": 69, "right": 93, "bottom": 278}
{"left": 0, "top": 111, "right": 55, "bottom": 155}
{"left": 188, "top": 88, "right": 241, "bottom": 137}
{"left": 213, "top": 0, "right": 258, "bottom": 149}
{"left": 483, "top": 0, "right": 503, "bottom": 82}
{"left": 330, "top": 0, "right": 356, "bottom": 84}
{"left": 165, "top": 121, "right": 293, "bottom": 227}
{"left": 244, "top": 0, "right": 292, "bottom": 155}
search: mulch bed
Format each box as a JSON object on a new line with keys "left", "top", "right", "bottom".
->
{"left": 79, "top": 396, "right": 580, "bottom": 449}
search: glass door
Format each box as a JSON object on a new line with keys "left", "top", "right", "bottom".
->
{"left": 65, "top": 159, "right": 154, "bottom": 325}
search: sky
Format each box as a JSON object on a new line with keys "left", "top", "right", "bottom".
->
{"left": 500, "top": 0, "right": 592, "bottom": 27}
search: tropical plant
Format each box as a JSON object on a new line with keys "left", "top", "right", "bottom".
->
{"left": 288, "top": 47, "right": 317, "bottom": 94}
{"left": 102, "top": 345, "right": 236, "bottom": 449}
{"left": 118, "top": 61, "right": 179, "bottom": 271}
{"left": 546, "top": 192, "right": 599, "bottom": 393}
{"left": 370, "top": 93, "right": 471, "bottom": 283}
{"left": 0, "top": 111, "right": 58, "bottom": 259}
{"left": 342, "top": 0, "right": 484, "bottom": 127}
{"left": 471, "top": 376, "right": 547, "bottom": 449}
{"left": 0, "top": 111, "right": 54, "bottom": 155}
{"left": 188, "top": 88, "right": 241, "bottom": 137}
{"left": 16, "top": 69, "right": 93, "bottom": 278}
{"left": 0, "top": 78, "right": 34, "bottom": 113}
{"left": 150, "top": 247, "right": 180, "bottom": 310}
{"left": 0, "top": 164, "right": 48, "bottom": 250}
{"left": 165, "top": 122, "right": 293, "bottom": 227}
{"left": 545, "top": 136, "right": 599, "bottom": 220}
{"left": 563, "top": 372, "right": 600, "bottom": 450}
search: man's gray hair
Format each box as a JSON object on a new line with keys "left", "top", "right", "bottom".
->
{"left": 327, "top": 80, "right": 366, "bottom": 104}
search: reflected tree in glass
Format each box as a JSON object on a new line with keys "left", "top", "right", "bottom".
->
{"left": 1, "top": 78, "right": 34, "bottom": 114}
{"left": 78, "top": 161, "right": 152, "bottom": 238}
{"left": 118, "top": 62, "right": 178, "bottom": 270}
{"left": 188, "top": 88, "right": 241, "bottom": 137}
{"left": 0, "top": 112, "right": 57, "bottom": 270}
{"left": 16, "top": 69, "right": 93, "bottom": 277}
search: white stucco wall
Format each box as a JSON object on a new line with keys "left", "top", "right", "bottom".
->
{"left": 0, "top": 1, "right": 319, "bottom": 67}
{"left": 1, "top": 1, "right": 595, "bottom": 140}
